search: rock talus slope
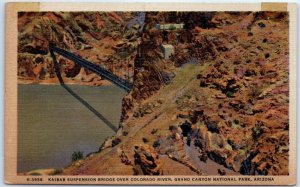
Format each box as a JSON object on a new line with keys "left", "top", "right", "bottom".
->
{"left": 62, "top": 12, "right": 289, "bottom": 176}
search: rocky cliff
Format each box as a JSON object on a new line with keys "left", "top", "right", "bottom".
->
{"left": 20, "top": 11, "right": 289, "bottom": 176}
{"left": 121, "top": 12, "right": 287, "bottom": 176}
{"left": 18, "top": 12, "right": 141, "bottom": 85}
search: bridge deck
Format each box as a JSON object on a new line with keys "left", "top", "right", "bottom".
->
{"left": 49, "top": 44, "right": 132, "bottom": 92}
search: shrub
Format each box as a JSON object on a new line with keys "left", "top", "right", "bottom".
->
{"left": 206, "top": 121, "right": 219, "bottom": 133}
{"left": 30, "top": 172, "right": 41, "bottom": 176}
{"left": 151, "top": 128, "right": 158, "bottom": 134}
{"left": 257, "top": 22, "right": 266, "bottom": 28}
{"left": 169, "top": 24, "right": 176, "bottom": 30}
{"left": 71, "top": 151, "right": 84, "bottom": 162}
{"left": 142, "top": 137, "right": 149, "bottom": 143}
{"left": 51, "top": 169, "right": 63, "bottom": 175}
{"left": 233, "top": 119, "right": 240, "bottom": 125}
{"left": 112, "top": 138, "right": 121, "bottom": 147}
{"left": 226, "top": 91, "right": 234, "bottom": 98}
{"left": 152, "top": 140, "right": 161, "bottom": 148}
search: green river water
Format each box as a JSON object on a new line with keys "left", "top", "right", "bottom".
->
{"left": 17, "top": 84, "right": 126, "bottom": 173}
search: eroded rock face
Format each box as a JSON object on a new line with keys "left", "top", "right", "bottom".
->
{"left": 133, "top": 145, "right": 162, "bottom": 175}
{"left": 41, "top": 11, "right": 288, "bottom": 176}
{"left": 123, "top": 11, "right": 289, "bottom": 175}
{"left": 18, "top": 12, "right": 141, "bottom": 85}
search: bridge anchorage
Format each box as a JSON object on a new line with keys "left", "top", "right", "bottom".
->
{"left": 49, "top": 44, "right": 133, "bottom": 92}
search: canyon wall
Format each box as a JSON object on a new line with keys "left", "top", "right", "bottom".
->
{"left": 117, "top": 11, "right": 289, "bottom": 175}
{"left": 18, "top": 11, "right": 289, "bottom": 176}
{"left": 18, "top": 12, "right": 141, "bottom": 85}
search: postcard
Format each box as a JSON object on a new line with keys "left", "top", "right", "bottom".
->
{"left": 5, "top": 2, "right": 297, "bottom": 185}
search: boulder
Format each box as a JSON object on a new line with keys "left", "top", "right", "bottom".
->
{"left": 133, "top": 145, "right": 162, "bottom": 175}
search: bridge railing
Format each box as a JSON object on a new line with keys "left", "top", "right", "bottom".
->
{"left": 49, "top": 44, "right": 132, "bottom": 92}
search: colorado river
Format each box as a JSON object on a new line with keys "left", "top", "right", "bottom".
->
{"left": 17, "top": 84, "right": 126, "bottom": 173}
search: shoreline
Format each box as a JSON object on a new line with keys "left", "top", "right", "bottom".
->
{"left": 17, "top": 78, "right": 112, "bottom": 87}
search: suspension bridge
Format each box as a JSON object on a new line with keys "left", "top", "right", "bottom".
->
{"left": 49, "top": 44, "right": 133, "bottom": 92}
